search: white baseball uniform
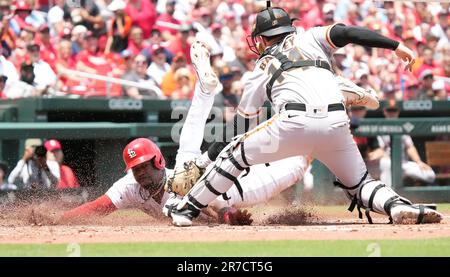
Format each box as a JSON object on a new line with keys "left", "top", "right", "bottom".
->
{"left": 104, "top": 84, "right": 308, "bottom": 216}
{"left": 185, "top": 26, "right": 409, "bottom": 221}
{"left": 378, "top": 135, "right": 436, "bottom": 186}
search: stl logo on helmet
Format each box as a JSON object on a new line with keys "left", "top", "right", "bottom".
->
{"left": 128, "top": 148, "right": 137, "bottom": 159}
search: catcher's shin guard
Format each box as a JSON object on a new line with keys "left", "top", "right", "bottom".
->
{"left": 337, "top": 177, "right": 443, "bottom": 224}
{"left": 183, "top": 140, "right": 250, "bottom": 211}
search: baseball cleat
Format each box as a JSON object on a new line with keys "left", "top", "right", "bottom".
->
{"left": 191, "top": 41, "right": 219, "bottom": 94}
{"left": 171, "top": 213, "right": 193, "bottom": 227}
{"left": 170, "top": 201, "right": 201, "bottom": 227}
{"left": 390, "top": 204, "right": 443, "bottom": 224}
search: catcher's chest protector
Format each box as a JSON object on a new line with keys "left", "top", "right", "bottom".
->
{"left": 260, "top": 36, "right": 333, "bottom": 102}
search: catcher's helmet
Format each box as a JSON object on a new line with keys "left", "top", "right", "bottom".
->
{"left": 123, "top": 138, "right": 165, "bottom": 172}
{"left": 247, "top": 7, "right": 296, "bottom": 55}
{"left": 252, "top": 7, "right": 296, "bottom": 38}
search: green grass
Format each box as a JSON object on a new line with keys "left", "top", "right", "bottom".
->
{"left": 2, "top": 238, "right": 450, "bottom": 257}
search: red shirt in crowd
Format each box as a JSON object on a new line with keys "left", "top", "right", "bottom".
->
{"left": 155, "top": 13, "right": 181, "bottom": 36}
{"left": 168, "top": 38, "right": 191, "bottom": 64}
{"left": 56, "top": 165, "right": 80, "bottom": 189}
{"left": 76, "top": 50, "right": 122, "bottom": 97}
{"left": 126, "top": 40, "right": 149, "bottom": 56}
{"left": 125, "top": 0, "right": 157, "bottom": 39}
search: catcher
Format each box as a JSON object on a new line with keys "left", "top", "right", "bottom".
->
{"left": 60, "top": 42, "right": 380, "bottom": 225}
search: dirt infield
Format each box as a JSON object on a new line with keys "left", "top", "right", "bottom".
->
{"left": 0, "top": 202, "right": 449, "bottom": 244}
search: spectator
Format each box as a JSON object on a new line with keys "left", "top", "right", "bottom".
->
{"left": 417, "top": 69, "right": 435, "bottom": 100}
{"left": 432, "top": 79, "right": 447, "bottom": 100}
{"left": 167, "top": 24, "right": 193, "bottom": 64}
{"left": 77, "top": 31, "right": 105, "bottom": 74}
{"left": 26, "top": 43, "right": 57, "bottom": 94}
{"left": 9, "top": 0, "right": 37, "bottom": 35}
{"left": 416, "top": 47, "right": 441, "bottom": 75}
{"left": 122, "top": 54, "right": 163, "bottom": 99}
{"left": 146, "top": 44, "right": 170, "bottom": 86}
{"left": 0, "top": 6, "right": 16, "bottom": 58}
{"left": 76, "top": 31, "right": 122, "bottom": 97}
{"left": 126, "top": 26, "right": 147, "bottom": 56}
{"left": 35, "top": 24, "right": 57, "bottom": 70}
{"left": 0, "top": 161, "right": 17, "bottom": 191}
{"left": 0, "top": 54, "right": 19, "bottom": 86}
{"left": 349, "top": 106, "right": 383, "bottom": 179}
{"left": 56, "top": 39, "right": 87, "bottom": 94}
{"left": 3, "top": 61, "right": 37, "bottom": 98}
{"left": 140, "top": 28, "right": 174, "bottom": 64}
{"left": 125, "top": 0, "right": 156, "bottom": 39}
{"left": 8, "top": 140, "right": 60, "bottom": 189}
{"left": 72, "top": 0, "right": 105, "bottom": 36}
{"left": 171, "top": 67, "right": 194, "bottom": 100}
{"left": 71, "top": 24, "right": 88, "bottom": 55}
{"left": 354, "top": 68, "right": 373, "bottom": 90}
{"left": 193, "top": 7, "right": 213, "bottom": 33}
{"left": 222, "top": 12, "right": 245, "bottom": 49}
{"left": 160, "top": 52, "right": 193, "bottom": 97}
{"left": 378, "top": 101, "right": 436, "bottom": 187}
{"left": 47, "top": 0, "right": 68, "bottom": 37}
{"left": 227, "top": 42, "right": 251, "bottom": 74}
{"left": 208, "top": 23, "right": 236, "bottom": 63}
{"left": 230, "top": 79, "right": 244, "bottom": 101}
{"left": 118, "top": 48, "right": 134, "bottom": 73}
{"left": 402, "top": 30, "right": 417, "bottom": 53}
{"left": 105, "top": 0, "right": 132, "bottom": 54}
{"left": 44, "top": 139, "right": 80, "bottom": 189}
{"left": 332, "top": 47, "right": 350, "bottom": 78}
{"left": 302, "top": 0, "right": 326, "bottom": 29}
{"left": 155, "top": 0, "right": 181, "bottom": 40}
{"left": 216, "top": 0, "right": 246, "bottom": 24}
{"left": 404, "top": 78, "right": 420, "bottom": 100}
{"left": 431, "top": 10, "right": 448, "bottom": 42}
{"left": 0, "top": 0, "right": 445, "bottom": 102}
{"left": 214, "top": 66, "right": 239, "bottom": 109}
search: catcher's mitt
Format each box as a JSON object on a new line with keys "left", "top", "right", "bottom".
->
{"left": 164, "top": 160, "right": 205, "bottom": 196}
{"left": 337, "top": 76, "right": 380, "bottom": 110}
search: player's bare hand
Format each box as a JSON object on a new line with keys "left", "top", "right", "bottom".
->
{"left": 395, "top": 43, "right": 415, "bottom": 72}
{"left": 219, "top": 207, "right": 253, "bottom": 225}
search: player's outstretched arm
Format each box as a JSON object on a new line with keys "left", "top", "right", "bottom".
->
{"left": 329, "top": 24, "right": 415, "bottom": 71}
{"left": 60, "top": 194, "right": 117, "bottom": 223}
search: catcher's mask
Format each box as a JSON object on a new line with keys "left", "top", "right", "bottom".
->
{"left": 246, "top": 7, "right": 297, "bottom": 55}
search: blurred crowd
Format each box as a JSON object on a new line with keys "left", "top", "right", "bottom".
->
{"left": 0, "top": 0, "right": 448, "bottom": 103}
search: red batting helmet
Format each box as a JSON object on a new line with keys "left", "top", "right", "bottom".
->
{"left": 123, "top": 138, "right": 165, "bottom": 171}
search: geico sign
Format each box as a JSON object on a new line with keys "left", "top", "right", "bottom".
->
{"left": 108, "top": 99, "right": 143, "bottom": 110}
{"left": 403, "top": 100, "right": 432, "bottom": 111}
{"left": 170, "top": 100, "right": 191, "bottom": 109}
